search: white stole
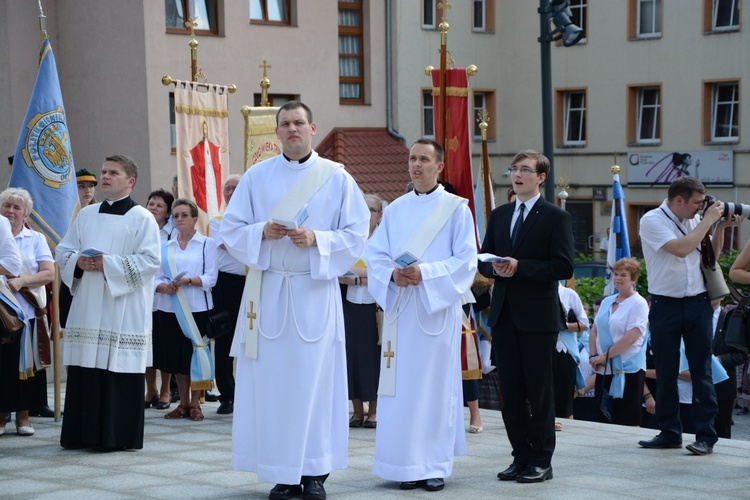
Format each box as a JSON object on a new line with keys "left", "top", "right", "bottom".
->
{"left": 242, "top": 161, "right": 340, "bottom": 359}
{"left": 378, "top": 193, "right": 463, "bottom": 396}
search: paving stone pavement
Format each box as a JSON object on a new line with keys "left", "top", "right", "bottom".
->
{"left": 2, "top": 391, "right": 750, "bottom": 499}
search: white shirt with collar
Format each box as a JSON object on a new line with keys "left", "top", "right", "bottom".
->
{"left": 510, "top": 193, "right": 540, "bottom": 239}
{"left": 639, "top": 199, "right": 704, "bottom": 298}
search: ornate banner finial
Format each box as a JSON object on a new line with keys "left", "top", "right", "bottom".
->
{"left": 612, "top": 153, "right": 620, "bottom": 174}
{"left": 437, "top": 1, "right": 452, "bottom": 23}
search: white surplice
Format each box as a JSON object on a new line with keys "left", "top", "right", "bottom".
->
{"left": 56, "top": 204, "right": 161, "bottom": 373}
{"left": 221, "top": 151, "right": 369, "bottom": 484}
{"left": 365, "top": 186, "right": 477, "bottom": 482}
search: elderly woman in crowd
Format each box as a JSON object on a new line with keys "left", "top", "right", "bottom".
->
{"left": 340, "top": 193, "right": 384, "bottom": 428}
{"left": 154, "top": 199, "right": 217, "bottom": 421}
{"left": 0, "top": 188, "right": 53, "bottom": 436}
{"left": 589, "top": 258, "right": 649, "bottom": 426}
{"left": 144, "top": 189, "right": 175, "bottom": 410}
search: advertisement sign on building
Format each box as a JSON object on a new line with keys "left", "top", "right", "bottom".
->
{"left": 626, "top": 151, "right": 733, "bottom": 187}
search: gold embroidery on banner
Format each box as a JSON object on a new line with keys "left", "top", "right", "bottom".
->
{"left": 431, "top": 87, "right": 469, "bottom": 97}
{"left": 248, "top": 124, "right": 277, "bottom": 135}
{"left": 174, "top": 104, "right": 230, "bottom": 118}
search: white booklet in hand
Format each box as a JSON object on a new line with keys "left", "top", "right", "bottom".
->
{"left": 477, "top": 253, "right": 509, "bottom": 263}
{"left": 272, "top": 206, "right": 310, "bottom": 230}
{"left": 393, "top": 251, "right": 422, "bottom": 269}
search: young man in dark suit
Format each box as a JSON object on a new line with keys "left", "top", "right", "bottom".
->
{"left": 478, "top": 150, "right": 574, "bottom": 483}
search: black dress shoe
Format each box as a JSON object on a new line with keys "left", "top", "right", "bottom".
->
{"left": 29, "top": 405, "right": 56, "bottom": 418}
{"left": 424, "top": 478, "right": 444, "bottom": 491}
{"left": 399, "top": 480, "right": 425, "bottom": 490}
{"left": 516, "top": 465, "right": 553, "bottom": 483}
{"left": 686, "top": 441, "right": 714, "bottom": 455}
{"left": 268, "top": 483, "right": 302, "bottom": 500}
{"left": 497, "top": 463, "right": 526, "bottom": 481}
{"left": 302, "top": 479, "right": 326, "bottom": 500}
{"left": 205, "top": 391, "right": 219, "bottom": 402}
{"left": 638, "top": 434, "right": 682, "bottom": 449}
{"left": 154, "top": 401, "right": 171, "bottom": 410}
{"left": 217, "top": 401, "right": 234, "bottom": 414}
{"left": 170, "top": 390, "right": 180, "bottom": 403}
{"left": 144, "top": 395, "right": 158, "bottom": 409}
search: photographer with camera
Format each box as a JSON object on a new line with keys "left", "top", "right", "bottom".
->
{"left": 638, "top": 175, "right": 740, "bottom": 456}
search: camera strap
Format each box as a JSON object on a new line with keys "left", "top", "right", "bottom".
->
{"left": 659, "top": 207, "right": 715, "bottom": 268}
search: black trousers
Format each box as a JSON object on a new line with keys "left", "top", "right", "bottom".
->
{"left": 213, "top": 271, "right": 244, "bottom": 403}
{"left": 493, "top": 305, "right": 557, "bottom": 468}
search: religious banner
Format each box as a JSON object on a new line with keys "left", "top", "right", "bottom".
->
{"left": 10, "top": 36, "right": 78, "bottom": 249}
{"left": 242, "top": 105, "right": 282, "bottom": 170}
{"left": 431, "top": 67, "right": 477, "bottom": 224}
{"left": 175, "top": 85, "right": 230, "bottom": 232}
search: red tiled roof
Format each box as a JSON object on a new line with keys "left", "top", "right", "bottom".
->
{"left": 317, "top": 128, "right": 410, "bottom": 203}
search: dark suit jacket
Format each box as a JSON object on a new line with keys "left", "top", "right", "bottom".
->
{"left": 478, "top": 197, "right": 574, "bottom": 332}
{"left": 713, "top": 307, "right": 748, "bottom": 401}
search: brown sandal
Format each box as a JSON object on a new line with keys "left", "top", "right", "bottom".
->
{"left": 164, "top": 405, "right": 189, "bottom": 419}
{"left": 189, "top": 404, "right": 204, "bottom": 421}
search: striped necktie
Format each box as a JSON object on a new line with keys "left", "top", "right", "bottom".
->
{"left": 511, "top": 203, "right": 525, "bottom": 246}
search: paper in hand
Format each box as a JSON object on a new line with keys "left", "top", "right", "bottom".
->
{"left": 477, "top": 253, "right": 509, "bottom": 263}
{"left": 81, "top": 248, "right": 104, "bottom": 257}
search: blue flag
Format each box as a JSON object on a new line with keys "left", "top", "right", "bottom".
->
{"left": 10, "top": 37, "right": 77, "bottom": 248}
{"left": 604, "top": 172, "right": 631, "bottom": 296}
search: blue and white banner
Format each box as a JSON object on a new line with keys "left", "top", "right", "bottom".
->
{"left": 604, "top": 172, "right": 631, "bottom": 296}
{"left": 10, "top": 37, "right": 77, "bottom": 248}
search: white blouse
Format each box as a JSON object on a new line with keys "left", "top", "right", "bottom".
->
{"left": 593, "top": 292, "right": 649, "bottom": 374}
{"left": 13, "top": 227, "right": 53, "bottom": 318}
{"left": 154, "top": 231, "right": 218, "bottom": 313}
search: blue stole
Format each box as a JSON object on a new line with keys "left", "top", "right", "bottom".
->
{"left": 162, "top": 243, "right": 214, "bottom": 390}
{"left": 559, "top": 330, "right": 586, "bottom": 392}
{"left": 678, "top": 340, "right": 728, "bottom": 384}
{"left": 595, "top": 294, "right": 648, "bottom": 399}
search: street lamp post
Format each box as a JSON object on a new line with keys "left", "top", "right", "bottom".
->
{"left": 538, "top": 0, "right": 584, "bottom": 201}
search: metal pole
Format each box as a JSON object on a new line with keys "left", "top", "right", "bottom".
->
{"left": 539, "top": 0, "right": 555, "bottom": 201}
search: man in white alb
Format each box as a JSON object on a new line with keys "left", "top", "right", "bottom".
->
{"left": 56, "top": 154, "right": 161, "bottom": 450}
{"left": 221, "top": 101, "right": 369, "bottom": 500}
{"left": 366, "top": 138, "right": 477, "bottom": 493}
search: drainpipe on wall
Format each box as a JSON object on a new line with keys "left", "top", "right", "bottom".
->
{"left": 386, "top": 0, "right": 406, "bottom": 145}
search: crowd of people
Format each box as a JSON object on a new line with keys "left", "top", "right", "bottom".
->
{"left": 2, "top": 100, "right": 750, "bottom": 499}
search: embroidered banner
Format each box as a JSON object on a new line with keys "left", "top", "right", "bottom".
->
{"left": 431, "top": 68, "right": 477, "bottom": 231}
{"left": 10, "top": 37, "right": 78, "bottom": 249}
{"left": 242, "top": 106, "right": 282, "bottom": 170}
{"left": 175, "top": 86, "right": 230, "bottom": 233}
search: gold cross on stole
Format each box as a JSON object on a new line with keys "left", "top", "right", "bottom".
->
{"left": 383, "top": 340, "right": 395, "bottom": 368}
{"left": 247, "top": 301, "right": 257, "bottom": 329}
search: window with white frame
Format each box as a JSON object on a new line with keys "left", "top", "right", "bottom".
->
{"left": 637, "top": 87, "right": 661, "bottom": 144}
{"left": 423, "top": 0, "right": 436, "bottom": 29}
{"left": 712, "top": 82, "right": 739, "bottom": 141}
{"left": 568, "top": 0, "right": 587, "bottom": 42}
{"left": 564, "top": 91, "right": 586, "bottom": 145}
{"left": 473, "top": 0, "right": 486, "bottom": 31}
{"left": 713, "top": 0, "right": 740, "bottom": 30}
{"left": 422, "top": 90, "right": 435, "bottom": 138}
{"left": 637, "top": 0, "right": 662, "bottom": 37}
{"left": 339, "top": 0, "right": 364, "bottom": 104}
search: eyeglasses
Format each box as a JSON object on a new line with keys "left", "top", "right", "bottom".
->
{"left": 508, "top": 167, "right": 538, "bottom": 175}
{"left": 369, "top": 208, "right": 382, "bottom": 213}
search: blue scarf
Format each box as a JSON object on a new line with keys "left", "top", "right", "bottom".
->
{"left": 595, "top": 294, "right": 648, "bottom": 398}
